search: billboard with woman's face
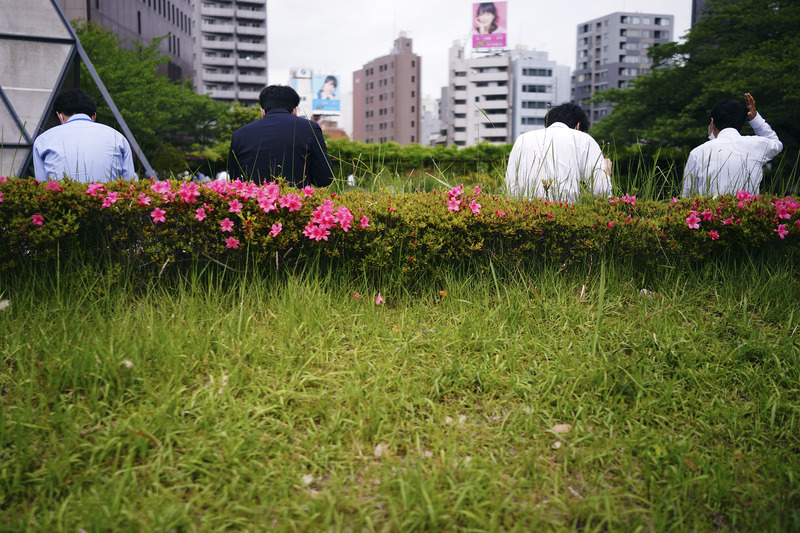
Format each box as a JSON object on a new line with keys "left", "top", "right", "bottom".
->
{"left": 472, "top": 1, "right": 507, "bottom": 49}
{"left": 312, "top": 74, "right": 340, "bottom": 113}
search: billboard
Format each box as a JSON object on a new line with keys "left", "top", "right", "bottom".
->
{"left": 311, "top": 74, "right": 340, "bottom": 113}
{"left": 472, "top": 2, "right": 507, "bottom": 49}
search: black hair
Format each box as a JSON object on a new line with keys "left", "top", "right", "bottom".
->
{"left": 710, "top": 99, "right": 748, "bottom": 132}
{"left": 324, "top": 75, "right": 337, "bottom": 88}
{"left": 259, "top": 85, "right": 301, "bottom": 113}
{"left": 546, "top": 102, "right": 589, "bottom": 132}
{"left": 476, "top": 2, "right": 499, "bottom": 33}
{"left": 54, "top": 89, "right": 96, "bottom": 117}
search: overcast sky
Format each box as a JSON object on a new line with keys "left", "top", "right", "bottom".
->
{"left": 267, "top": 0, "right": 692, "bottom": 99}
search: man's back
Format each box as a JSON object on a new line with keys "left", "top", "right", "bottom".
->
{"left": 227, "top": 109, "right": 333, "bottom": 187}
{"left": 33, "top": 114, "right": 134, "bottom": 182}
{"left": 505, "top": 122, "right": 610, "bottom": 201}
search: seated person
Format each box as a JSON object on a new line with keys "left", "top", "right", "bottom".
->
{"left": 682, "top": 93, "right": 782, "bottom": 197}
{"left": 505, "top": 102, "right": 612, "bottom": 201}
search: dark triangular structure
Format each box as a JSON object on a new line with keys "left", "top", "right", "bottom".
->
{"left": 0, "top": 0, "right": 154, "bottom": 178}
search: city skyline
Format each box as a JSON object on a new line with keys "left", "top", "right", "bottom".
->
{"left": 267, "top": 0, "right": 692, "bottom": 98}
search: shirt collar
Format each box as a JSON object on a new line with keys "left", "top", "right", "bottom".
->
{"left": 66, "top": 113, "right": 93, "bottom": 123}
{"left": 716, "top": 127, "right": 742, "bottom": 140}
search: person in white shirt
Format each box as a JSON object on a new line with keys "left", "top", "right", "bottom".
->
{"left": 505, "top": 102, "right": 612, "bottom": 201}
{"left": 682, "top": 93, "right": 782, "bottom": 197}
{"left": 33, "top": 89, "right": 135, "bottom": 182}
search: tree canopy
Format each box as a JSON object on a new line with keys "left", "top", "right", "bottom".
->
{"left": 591, "top": 0, "right": 800, "bottom": 156}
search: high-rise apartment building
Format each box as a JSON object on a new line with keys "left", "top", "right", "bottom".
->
{"left": 353, "top": 33, "right": 421, "bottom": 145}
{"left": 193, "top": 0, "right": 268, "bottom": 105}
{"left": 441, "top": 42, "right": 570, "bottom": 147}
{"left": 56, "top": 0, "right": 193, "bottom": 82}
{"left": 572, "top": 12, "right": 674, "bottom": 124}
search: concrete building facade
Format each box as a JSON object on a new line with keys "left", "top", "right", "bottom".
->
{"left": 193, "top": 0, "right": 268, "bottom": 105}
{"left": 352, "top": 33, "right": 421, "bottom": 145}
{"left": 441, "top": 42, "right": 570, "bottom": 147}
{"left": 572, "top": 12, "right": 674, "bottom": 124}
{"left": 57, "top": 0, "right": 193, "bottom": 82}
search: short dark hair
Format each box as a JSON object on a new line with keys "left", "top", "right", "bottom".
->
{"left": 546, "top": 102, "right": 589, "bottom": 132}
{"left": 259, "top": 85, "right": 300, "bottom": 113}
{"left": 54, "top": 89, "right": 96, "bottom": 117}
{"left": 710, "top": 99, "right": 748, "bottom": 131}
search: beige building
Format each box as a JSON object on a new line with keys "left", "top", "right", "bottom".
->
{"left": 353, "top": 34, "right": 421, "bottom": 145}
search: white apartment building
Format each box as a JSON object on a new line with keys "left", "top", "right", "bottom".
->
{"left": 441, "top": 42, "right": 570, "bottom": 147}
{"left": 194, "top": 0, "right": 268, "bottom": 105}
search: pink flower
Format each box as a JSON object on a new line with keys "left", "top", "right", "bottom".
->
{"left": 722, "top": 216, "right": 734, "bottom": 225}
{"left": 607, "top": 221, "right": 614, "bottom": 228}
{"left": 334, "top": 206, "right": 354, "bottom": 232}
{"left": 448, "top": 185, "right": 464, "bottom": 198}
{"left": 375, "top": 292, "right": 384, "bottom": 305}
{"left": 797, "top": 220, "right": 800, "bottom": 230}
{"left": 225, "top": 236, "right": 240, "bottom": 249}
{"left": 469, "top": 200, "right": 482, "bottom": 215}
{"left": 359, "top": 216, "right": 370, "bottom": 229}
{"left": 86, "top": 183, "right": 105, "bottom": 197}
{"left": 621, "top": 193, "right": 636, "bottom": 206}
{"left": 302, "top": 186, "right": 315, "bottom": 198}
{"left": 775, "top": 224, "right": 788, "bottom": 239}
{"left": 31, "top": 214, "right": 44, "bottom": 226}
{"left": 151, "top": 181, "right": 172, "bottom": 195}
{"left": 353, "top": 292, "right": 361, "bottom": 299}
{"left": 101, "top": 191, "right": 120, "bottom": 208}
{"left": 150, "top": 208, "right": 166, "bottom": 223}
{"left": 708, "top": 230, "right": 720, "bottom": 240}
{"left": 45, "top": 180, "right": 62, "bottom": 192}
{"left": 0, "top": 176, "right": 6, "bottom": 183}
{"left": 670, "top": 197, "right": 679, "bottom": 204}
{"left": 446, "top": 197, "right": 461, "bottom": 212}
{"left": 474, "top": 185, "right": 481, "bottom": 195}
{"left": 195, "top": 208, "right": 207, "bottom": 222}
{"left": 137, "top": 193, "right": 152, "bottom": 207}
{"left": 700, "top": 210, "right": 714, "bottom": 221}
{"left": 685, "top": 211, "right": 701, "bottom": 229}
{"left": 228, "top": 199, "right": 243, "bottom": 213}
{"left": 220, "top": 218, "right": 234, "bottom": 232}
{"left": 495, "top": 210, "right": 506, "bottom": 217}
{"left": 178, "top": 182, "right": 200, "bottom": 204}
{"left": 0, "top": 191, "right": 4, "bottom": 203}
{"left": 278, "top": 193, "right": 303, "bottom": 212}
{"left": 269, "top": 223, "right": 282, "bottom": 237}
{"left": 302, "top": 222, "right": 330, "bottom": 241}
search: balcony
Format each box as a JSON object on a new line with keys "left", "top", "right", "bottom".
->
{"left": 237, "top": 73, "right": 266, "bottom": 84}
{"left": 236, "top": 8, "right": 265, "bottom": 20}
{"left": 235, "top": 25, "right": 265, "bottom": 37}
{"left": 200, "top": 6, "right": 234, "bottom": 18}
{"left": 203, "top": 56, "right": 236, "bottom": 67}
{"left": 206, "top": 89, "right": 237, "bottom": 99}
{"left": 453, "top": 104, "right": 467, "bottom": 114}
{"left": 203, "top": 72, "right": 236, "bottom": 83}
{"left": 202, "top": 23, "right": 235, "bottom": 34}
{"left": 202, "top": 38, "right": 235, "bottom": 50}
{"left": 236, "top": 41, "right": 265, "bottom": 52}
{"left": 237, "top": 57, "right": 266, "bottom": 68}
{"left": 238, "top": 89, "right": 261, "bottom": 102}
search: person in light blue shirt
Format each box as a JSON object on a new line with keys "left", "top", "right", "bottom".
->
{"left": 33, "top": 89, "right": 135, "bottom": 182}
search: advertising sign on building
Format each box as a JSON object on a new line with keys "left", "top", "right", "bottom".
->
{"left": 312, "top": 74, "right": 340, "bottom": 113}
{"left": 472, "top": 2, "right": 507, "bottom": 49}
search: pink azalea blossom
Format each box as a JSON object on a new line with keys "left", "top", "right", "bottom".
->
{"left": 151, "top": 181, "right": 172, "bottom": 195}
{"left": 257, "top": 195, "right": 277, "bottom": 213}
{"left": 775, "top": 224, "right": 789, "bottom": 239}
{"left": 495, "top": 210, "right": 506, "bottom": 217}
{"left": 45, "top": 180, "right": 62, "bottom": 192}
{"left": 670, "top": 197, "right": 679, "bottom": 203}
{"left": 228, "top": 199, "right": 243, "bottom": 213}
{"left": 359, "top": 216, "right": 370, "bottom": 228}
{"left": 607, "top": 221, "right": 614, "bottom": 228}
{"left": 220, "top": 218, "right": 234, "bottom": 232}
{"left": 269, "top": 223, "right": 282, "bottom": 237}
{"left": 708, "top": 230, "right": 720, "bottom": 240}
{"left": 31, "top": 214, "right": 44, "bottom": 226}
{"left": 448, "top": 185, "right": 464, "bottom": 198}
{"left": 0, "top": 191, "right": 4, "bottom": 203}
{"left": 353, "top": 292, "right": 361, "bottom": 299}
{"left": 302, "top": 186, "right": 315, "bottom": 198}
{"left": 621, "top": 193, "right": 636, "bottom": 206}
{"left": 796, "top": 220, "right": 800, "bottom": 229}
{"left": 685, "top": 211, "right": 701, "bottom": 229}
{"left": 334, "top": 206, "right": 354, "bottom": 231}
{"left": 150, "top": 208, "right": 166, "bottom": 223}
{"left": 195, "top": 208, "right": 207, "bottom": 222}
{"left": 178, "top": 182, "right": 200, "bottom": 204}
{"left": 137, "top": 193, "right": 152, "bottom": 207}
{"left": 225, "top": 236, "right": 240, "bottom": 249}
{"left": 375, "top": 293, "right": 385, "bottom": 305}
{"left": 302, "top": 221, "right": 330, "bottom": 241}
{"left": 278, "top": 193, "right": 303, "bottom": 212}
{"left": 101, "top": 191, "right": 120, "bottom": 208}
{"left": 0, "top": 176, "right": 6, "bottom": 183}
{"left": 86, "top": 183, "right": 105, "bottom": 197}
{"left": 722, "top": 216, "right": 734, "bottom": 225}
{"left": 469, "top": 200, "right": 482, "bottom": 214}
{"left": 700, "top": 210, "right": 714, "bottom": 221}
{"left": 474, "top": 185, "right": 481, "bottom": 195}
{"left": 447, "top": 197, "right": 462, "bottom": 212}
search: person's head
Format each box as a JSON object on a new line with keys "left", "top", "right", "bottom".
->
{"left": 710, "top": 98, "right": 748, "bottom": 132}
{"left": 259, "top": 85, "right": 301, "bottom": 113}
{"left": 476, "top": 2, "right": 498, "bottom": 33}
{"left": 322, "top": 76, "right": 337, "bottom": 93}
{"left": 54, "top": 89, "right": 96, "bottom": 121}
{"left": 547, "top": 102, "right": 589, "bottom": 132}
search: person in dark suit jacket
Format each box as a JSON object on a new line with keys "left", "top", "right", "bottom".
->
{"left": 227, "top": 85, "right": 334, "bottom": 187}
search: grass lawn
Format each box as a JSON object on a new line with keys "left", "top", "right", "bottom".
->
{"left": 1, "top": 258, "right": 799, "bottom": 531}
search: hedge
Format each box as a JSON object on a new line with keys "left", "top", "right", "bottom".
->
{"left": 1, "top": 177, "right": 798, "bottom": 284}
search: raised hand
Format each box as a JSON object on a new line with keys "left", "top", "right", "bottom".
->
{"left": 744, "top": 93, "right": 757, "bottom": 121}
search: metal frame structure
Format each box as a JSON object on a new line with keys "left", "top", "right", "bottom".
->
{"left": 0, "top": 0, "right": 154, "bottom": 178}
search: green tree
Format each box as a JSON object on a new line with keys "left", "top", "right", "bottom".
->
{"left": 591, "top": 0, "right": 800, "bottom": 156}
{"left": 74, "top": 21, "right": 227, "bottom": 174}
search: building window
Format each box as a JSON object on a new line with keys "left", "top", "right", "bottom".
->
{"left": 137, "top": 11, "right": 141, "bottom": 34}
